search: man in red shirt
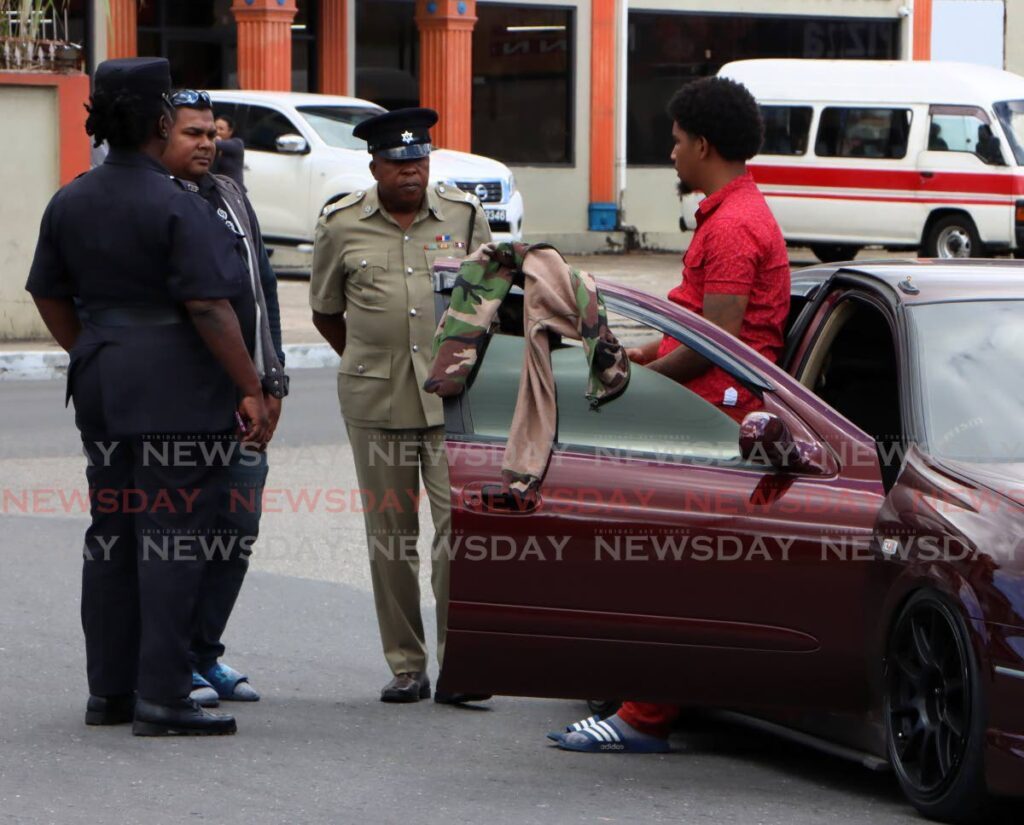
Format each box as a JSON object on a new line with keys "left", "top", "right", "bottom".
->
{"left": 554, "top": 77, "right": 790, "bottom": 753}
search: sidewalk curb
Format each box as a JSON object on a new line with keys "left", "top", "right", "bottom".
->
{"left": 0, "top": 343, "right": 339, "bottom": 381}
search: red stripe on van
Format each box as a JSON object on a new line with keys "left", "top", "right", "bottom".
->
{"left": 760, "top": 190, "right": 1013, "bottom": 206}
{"left": 749, "top": 164, "right": 1024, "bottom": 197}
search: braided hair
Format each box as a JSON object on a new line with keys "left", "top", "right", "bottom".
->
{"left": 84, "top": 89, "right": 169, "bottom": 150}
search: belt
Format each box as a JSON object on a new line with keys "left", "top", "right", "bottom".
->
{"left": 86, "top": 305, "right": 187, "bottom": 327}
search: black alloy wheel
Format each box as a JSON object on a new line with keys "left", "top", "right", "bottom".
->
{"left": 884, "top": 591, "right": 989, "bottom": 823}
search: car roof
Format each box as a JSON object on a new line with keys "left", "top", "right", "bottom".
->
{"left": 792, "top": 259, "right": 1024, "bottom": 304}
{"left": 207, "top": 89, "right": 385, "bottom": 110}
{"left": 719, "top": 59, "right": 1024, "bottom": 107}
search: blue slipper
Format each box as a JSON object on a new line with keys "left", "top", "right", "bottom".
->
{"left": 547, "top": 714, "right": 601, "bottom": 742}
{"left": 200, "top": 662, "right": 260, "bottom": 702}
{"left": 190, "top": 671, "right": 220, "bottom": 708}
{"left": 556, "top": 717, "right": 670, "bottom": 754}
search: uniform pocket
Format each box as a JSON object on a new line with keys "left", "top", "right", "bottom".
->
{"left": 344, "top": 252, "right": 389, "bottom": 306}
{"left": 337, "top": 346, "right": 392, "bottom": 424}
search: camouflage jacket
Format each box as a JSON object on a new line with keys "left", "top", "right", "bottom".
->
{"left": 426, "top": 241, "right": 630, "bottom": 497}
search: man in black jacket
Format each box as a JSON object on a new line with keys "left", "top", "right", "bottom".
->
{"left": 163, "top": 88, "right": 289, "bottom": 707}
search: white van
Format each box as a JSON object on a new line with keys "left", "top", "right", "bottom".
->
{"left": 682, "top": 60, "right": 1024, "bottom": 261}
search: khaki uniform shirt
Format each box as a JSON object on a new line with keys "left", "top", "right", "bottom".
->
{"left": 310, "top": 182, "right": 492, "bottom": 429}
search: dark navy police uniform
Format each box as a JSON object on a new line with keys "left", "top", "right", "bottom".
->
{"left": 27, "top": 147, "right": 251, "bottom": 702}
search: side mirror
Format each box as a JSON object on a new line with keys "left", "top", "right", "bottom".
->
{"left": 739, "top": 411, "right": 830, "bottom": 475}
{"left": 276, "top": 134, "right": 309, "bottom": 154}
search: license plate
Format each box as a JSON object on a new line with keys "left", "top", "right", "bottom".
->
{"left": 485, "top": 208, "right": 507, "bottom": 223}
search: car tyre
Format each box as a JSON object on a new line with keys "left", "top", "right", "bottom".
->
{"left": 922, "top": 215, "right": 982, "bottom": 259}
{"left": 884, "top": 590, "right": 991, "bottom": 824}
{"left": 810, "top": 244, "right": 861, "bottom": 263}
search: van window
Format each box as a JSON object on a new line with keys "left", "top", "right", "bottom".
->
{"left": 929, "top": 107, "right": 1004, "bottom": 165}
{"left": 760, "top": 106, "right": 813, "bottom": 156}
{"left": 994, "top": 100, "right": 1024, "bottom": 165}
{"left": 815, "top": 108, "right": 912, "bottom": 159}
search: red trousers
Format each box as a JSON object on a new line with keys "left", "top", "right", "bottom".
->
{"left": 617, "top": 701, "right": 680, "bottom": 738}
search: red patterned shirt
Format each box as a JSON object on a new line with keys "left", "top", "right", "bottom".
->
{"left": 657, "top": 173, "right": 790, "bottom": 420}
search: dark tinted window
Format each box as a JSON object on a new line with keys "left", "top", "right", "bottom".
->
{"left": 626, "top": 13, "right": 899, "bottom": 165}
{"left": 467, "top": 334, "right": 741, "bottom": 463}
{"left": 815, "top": 108, "right": 912, "bottom": 159}
{"left": 240, "top": 105, "right": 302, "bottom": 153}
{"left": 760, "top": 106, "right": 813, "bottom": 156}
{"left": 471, "top": 4, "right": 575, "bottom": 164}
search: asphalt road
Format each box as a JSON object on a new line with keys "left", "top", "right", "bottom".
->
{"left": 0, "top": 374, "right": 1000, "bottom": 825}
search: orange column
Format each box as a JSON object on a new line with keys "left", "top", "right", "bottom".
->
{"left": 231, "top": 0, "right": 298, "bottom": 91}
{"left": 415, "top": 0, "right": 476, "bottom": 151}
{"left": 589, "top": 0, "right": 617, "bottom": 229}
{"left": 319, "top": 0, "right": 349, "bottom": 95}
{"left": 913, "top": 0, "right": 933, "bottom": 60}
{"left": 107, "top": 0, "right": 137, "bottom": 60}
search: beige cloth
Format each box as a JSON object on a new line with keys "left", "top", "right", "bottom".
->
{"left": 503, "top": 246, "right": 629, "bottom": 495}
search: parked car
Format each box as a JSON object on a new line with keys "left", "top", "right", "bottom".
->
{"left": 434, "top": 258, "right": 1024, "bottom": 822}
{"left": 681, "top": 60, "right": 1024, "bottom": 262}
{"left": 208, "top": 90, "right": 525, "bottom": 272}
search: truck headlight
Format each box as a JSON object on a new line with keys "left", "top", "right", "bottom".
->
{"left": 505, "top": 174, "right": 516, "bottom": 200}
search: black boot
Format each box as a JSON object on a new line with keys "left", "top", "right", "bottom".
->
{"left": 85, "top": 694, "right": 136, "bottom": 726}
{"left": 132, "top": 698, "right": 237, "bottom": 736}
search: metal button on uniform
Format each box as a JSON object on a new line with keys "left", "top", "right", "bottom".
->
{"left": 360, "top": 259, "right": 368, "bottom": 268}
{"left": 406, "top": 266, "right": 413, "bottom": 275}
{"left": 363, "top": 206, "right": 372, "bottom": 213}
{"left": 412, "top": 345, "right": 419, "bottom": 353}
{"left": 357, "top": 364, "right": 365, "bottom": 374}
{"left": 438, "top": 185, "right": 446, "bottom": 193}
{"left": 404, "top": 235, "right": 410, "bottom": 242}
{"left": 409, "top": 308, "right": 418, "bottom": 317}
{"left": 271, "top": 367, "right": 278, "bottom": 374}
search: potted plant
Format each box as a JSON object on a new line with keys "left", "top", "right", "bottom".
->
{"left": 0, "top": 1, "right": 81, "bottom": 73}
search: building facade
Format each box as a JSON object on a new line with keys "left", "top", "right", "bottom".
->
{"left": 84, "top": 0, "right": 940, "bottom": 247}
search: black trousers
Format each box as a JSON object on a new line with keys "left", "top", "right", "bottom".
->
{"left": 190, "top": 449, "right": 268, "bottom": 670}
{"left": 80, "top": 435, "right": 231, "bottom": 702}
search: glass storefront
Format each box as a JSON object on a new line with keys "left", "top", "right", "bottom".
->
{"left": 627, "top": 13, "right": 901, "bottom": 166}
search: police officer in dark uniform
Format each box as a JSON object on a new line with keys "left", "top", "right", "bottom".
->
{"left": 25, "top": 57, "right": 270, "bottom": 736}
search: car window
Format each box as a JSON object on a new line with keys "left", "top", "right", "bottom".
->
{"left": 465, "top": 333, "right": 743, "bottom": 463}
{"left": 760, "top": 105, "right": 813, "bottom": 156}
{"left": 211, "top": 101, "right": 242, "bottom": 134}
{"left": 929, "top": 107, "right": 1004, "bottom": 165}
{"left": 297, "top": 105, "right": 383, "bottom": 150}
{"left": 239, "top": 105, "right": 302, "bottom": 153}
{"left": 815, "top": 107, "right": 912, "bottom": 159}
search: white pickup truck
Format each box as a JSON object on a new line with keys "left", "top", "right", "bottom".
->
{"left": 209, "top": 90, "right": 525, "bottom": 272}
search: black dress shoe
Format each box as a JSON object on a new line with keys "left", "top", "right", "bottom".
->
{"left": 132, "top": 698, "right": 237, "bottom": 736}
{"left": 434, "top": 689, "right": 492, "bottom": 706}
{"left": 380, "top": 672, "right": 431, "bottom": 703}
{"left": 85, "top": 693, "right": 136, "bottom": 726}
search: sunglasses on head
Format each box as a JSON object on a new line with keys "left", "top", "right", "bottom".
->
{"left": 168, "top": 89, "right": 212, "bottom": 108}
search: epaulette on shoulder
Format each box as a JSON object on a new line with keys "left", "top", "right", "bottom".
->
{"left": 321, "top": 189, "right": 366, "bottom": 219}
{"left": 435, "top": 183, "right": 476, "bottom": 204}
{"left": 170, "top": 176, "right": 200, "bottom": 193}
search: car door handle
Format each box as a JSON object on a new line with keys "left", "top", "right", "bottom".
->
{"left": 920, "top": 171, "right": 934, "bottom": 179}
{"left": 243, "top": 164, "right": 251, "bottom": 171}
{"left": 462, "top": 483, "right": 540, "bottom": 514}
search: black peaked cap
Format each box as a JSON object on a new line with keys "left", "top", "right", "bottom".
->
{"left": 353, "top": 107, "right": 438, "bottom": 160}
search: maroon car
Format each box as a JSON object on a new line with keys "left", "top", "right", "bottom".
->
{"left": 435, "top": 259, "right": 1024, "bottom": 822}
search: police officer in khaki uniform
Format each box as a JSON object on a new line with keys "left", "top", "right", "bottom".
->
{"left": 310, "top": 108, "right": 491, "bottom": 704}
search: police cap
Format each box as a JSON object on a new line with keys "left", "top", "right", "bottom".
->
{"left": 353, "top": 107, "right": 438, "bottom": 160}
{"left": 93, "top": 57, "right": 172, "bottom": 105}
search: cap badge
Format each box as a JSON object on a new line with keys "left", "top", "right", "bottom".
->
{"left": 401, "top": 130, "right": 414, "bottom": 144}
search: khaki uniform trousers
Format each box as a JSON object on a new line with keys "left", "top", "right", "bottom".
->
{"left": 346, "top": 423, "right": 450, "bottom": 675}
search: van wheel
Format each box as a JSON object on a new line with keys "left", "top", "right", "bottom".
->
{"left": 884, "top": 591, "right": 991, "bottom": 823}
{"left": 923, "top": 215, "right": 982, "bottom": 259}
{"left": 810, "top": 244, "right": 860, "bottom": 263}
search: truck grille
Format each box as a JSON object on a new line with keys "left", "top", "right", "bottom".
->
{"left": 454, "top": 180, "right": 503, "bottom": 203}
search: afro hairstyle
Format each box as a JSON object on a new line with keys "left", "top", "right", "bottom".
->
{"left": 667, "top": 77, "right": 764, "bottom": 162}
